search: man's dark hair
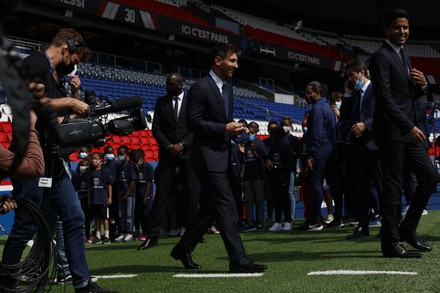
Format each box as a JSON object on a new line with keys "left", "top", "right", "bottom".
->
{"left": 383, "top": 8, "right": 410, "bottom": 27}
{"left": 50, "top": 28, "right": 91, "bottom": 62}
{"left": 210, "top": 43, "right": 237, "bottom": 65}
{"left": 345, "top": 59, "right": 370, "bottom": 79}
{"left": 308, "top": 81, "right": 326, "bottom": 97}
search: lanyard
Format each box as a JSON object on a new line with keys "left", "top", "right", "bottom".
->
{"left": 42, "top": 51, "right": 54, "bottom": 75}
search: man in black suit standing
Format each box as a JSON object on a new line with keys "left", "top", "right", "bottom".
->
{"left": 369, "top": 8, "right": 437, "bottom": 258}
{"left": 343, "top": 60, "right": 382, "bottom": 240}
{"left": 170, "top": 43, "right": 267, "bottom": 273}
{"left": 138, "top": 73, "right": 199, "bottom": 250}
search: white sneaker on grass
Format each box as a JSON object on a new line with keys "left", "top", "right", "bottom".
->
{"left": 124, "top": 234, "right": 133, "bottom": 242}
{"left": 282, "top": 222, "right": 293, "bottom": 231}
{"left": 307, "top": 224, "right": 324, "bottom": 232}
{"left": 114, "top": 234, "right": 126, "bottom": 243}
{"left": 325, "top": 214, "right": 334, "bottom": 224}
{"left": 268, "top": 222, "right": 283, "bottom": 231}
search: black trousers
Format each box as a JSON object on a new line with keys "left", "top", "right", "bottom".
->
{"left": 379, "top": 141, "right": 438, "bottom": 250}
{"left": 175, "top": 170, "right": 246, "bottom": 262}
{"left": 146, "top": 157, "right": 199, "bottom": 239}
{"left": 349, "top": 143, "right": 382, "bottom": 227}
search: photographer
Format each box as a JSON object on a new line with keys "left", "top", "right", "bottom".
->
{"left": 1, "top": 28, "right": 118, "bottom": 293}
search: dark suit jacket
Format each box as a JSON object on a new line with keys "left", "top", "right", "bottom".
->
{"left": 370, "top": 41, "right": 426, "bottom": 144}
{"left": 152, "top": 93, "right": 194, "bottom": 160}
{"left": 350, "top": 83, "right": 377, "bottom": 151}
{"left": 187, "top": 74, "right": 233, "bottom": 172}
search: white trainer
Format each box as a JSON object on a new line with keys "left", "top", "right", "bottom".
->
{"left": 325, "top": 214, "right": 334, "bottom": 224}
{"left": 268, "top": 222, "right": 283, "bottom": 231}
{"left": 282, "top": 222, "right": 293, "bottom": 231}
{"left": 114, "top": 234, "right": 126, "bottom": 243}
{"left": 124, "top": 234, "right": 133, "bottom": 242}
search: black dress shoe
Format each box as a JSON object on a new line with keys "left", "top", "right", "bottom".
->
{"left": 170, "top": 246, "right": 201, "bottom": 270}
{"left": 346, "top": 226, "right": 369, "bottom": 240}
{"left": 400, "top": 232, "right": 432, "bottom": 252}
{"left": 382, "top": 243, "right": 422, "bottom": 258}
{"left": 137, "top": 238, "right": 158, "bottom": 250}
{"left": 229, "top": 257, "right": 267, "bottom": 273}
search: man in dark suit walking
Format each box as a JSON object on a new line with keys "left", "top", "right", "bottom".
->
{"left": 343, "top": 60, "right": 382, "bottom": 240}
{"left": 138, "top": 72, "right": 199, "bottom": 250}
{"left": 369, "top": 8, "right": 437, "bottom": 258}
{"left": 170, "top": 43, "right": 267, "bottom": 273}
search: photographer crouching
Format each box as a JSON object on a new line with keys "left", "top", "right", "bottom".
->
{"left": 1, "top": 28, "right": 118, "bottom": 293}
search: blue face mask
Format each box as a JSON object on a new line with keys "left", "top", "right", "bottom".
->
{"left": 78, "top": 152, "right": 88, "bottom": 159}
{"left": 248, "top": 134, "right": 255, "bottom": 142}
{"left": 105, "top": 154, "right": 115, "bottom": 161}
{"left": 118, "top": 155, "right": 126, "bottom": 161}
{"left": 354, "top": 79, "right": 363, "bottom": 91}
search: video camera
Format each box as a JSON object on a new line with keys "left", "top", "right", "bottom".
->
{"left": 53, "top": 90, "right": 146, "bottom": 156}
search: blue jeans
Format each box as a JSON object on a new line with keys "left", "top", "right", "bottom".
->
{"left": 1, "top": 159, "right": 89, "bottom": 289}
{"left": 118, "top": 196, "right": 135, "bottom": 234}
{"left": 55, "top": 219, "right": 71, "bottom": 277}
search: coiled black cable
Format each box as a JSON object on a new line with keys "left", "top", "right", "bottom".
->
{"left": 0, "top": 197, "right": 57, "bottom": 293}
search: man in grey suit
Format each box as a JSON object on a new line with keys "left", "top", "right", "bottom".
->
{"left": 170, "top": 43, "right": 267, "bottom": 273}
{"left": 369, "top": 8, "right": 437, "bottom": 258}
{"left": 138, "top": 73, "right": 199, "bottom": 250}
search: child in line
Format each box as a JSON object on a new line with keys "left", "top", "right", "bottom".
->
{"left": 88, "top": 152, "right": 114, "bottom": 244}
{"left": 130, "top": 149, "right": 154, "bottom": 241}
{"left": 115, "top": 145, "right": 137, "bottom": 242}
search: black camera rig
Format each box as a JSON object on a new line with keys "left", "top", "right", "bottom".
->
{"left": 48, "top": 91, "right": 147, "bottom": 156}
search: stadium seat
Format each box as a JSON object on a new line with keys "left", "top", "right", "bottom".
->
{"left": 1, "top": 122, "right": 12, "bottom": 134}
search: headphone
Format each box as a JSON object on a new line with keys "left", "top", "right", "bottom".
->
{"left": 66, "top": 38, "right": 86, "bottom": 52}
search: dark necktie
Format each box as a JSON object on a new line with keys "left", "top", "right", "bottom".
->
{"left": 400, "top": 48, "right": 409, "bottom": 77}
{"left": 222, "top": 83, "right": 229, "bottom": 120}
{"left": 173, "top": 96, "right": 179, "bottom": 120}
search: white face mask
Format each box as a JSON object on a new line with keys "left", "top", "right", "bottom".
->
{"left": 335, "top": 101, "right": 342, "bottom": 109}
{"left": 282, "top": 126, "right": 291, "bottom": 133}
{"left": 79, "top": 166, "right": 89, "bottom": 174}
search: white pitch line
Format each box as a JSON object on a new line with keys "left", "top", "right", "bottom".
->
{"left": 93, "top": 274, "right": 138, "bottom": 279}
{"left": 308, "top": 270, "right": 417, "bottom": 276}
{"left": 173, "top": 273, "right": 264, "bottom": 278}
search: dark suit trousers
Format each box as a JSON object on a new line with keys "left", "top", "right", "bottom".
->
{"left": 176, "top": 170, "right": 246, "bottom": 262}
{"left": 146, "top": 158, "right": 199, "bottom": 239}
{"left": 379, "top": 141, "right": 438, "bottom": 249}
{"left": 349, "top": 142, "right": 382, "bottom": 227}
{"left": 310, "top": 155, "right": 344, "bottom": 224}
